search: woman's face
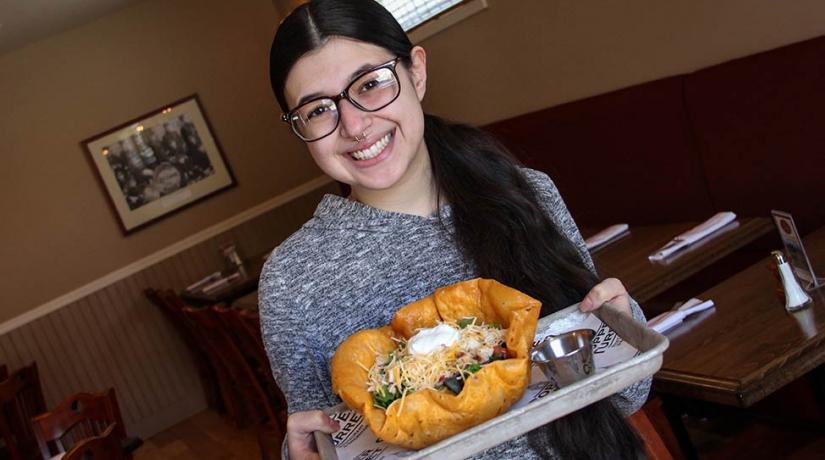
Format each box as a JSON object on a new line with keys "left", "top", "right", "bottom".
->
{"left": 284, "top": 38, "right": 428, "bottom": 193}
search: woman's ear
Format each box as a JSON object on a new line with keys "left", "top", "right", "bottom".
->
{"left": 408, "top": 46, "right": 427, "bottom": 101}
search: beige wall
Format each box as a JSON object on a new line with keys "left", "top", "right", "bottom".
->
{"left": 3, "top": 0, "right": 825, "bottom": 324}
{"left": 421, "top": 0, "right": 825, "bottom": 124}
{"left": 0, "top": 0, "right": 319, "bottom": 322}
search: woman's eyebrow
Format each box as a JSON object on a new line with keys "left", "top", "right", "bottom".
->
{"left": 295, "top": 61, "right": 385, "bottom": 107}
{"left": 348, "top": 61, "right": 380, "bottom": 80}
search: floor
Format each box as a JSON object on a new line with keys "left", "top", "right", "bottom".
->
{"left": 684, "top": 412, "right": 825, "bottom": 460}
{"left": 134, "top": 411, "right": 259, "bottom": 460}
{"left": 135, "top": 406, "right": 825, "bottom": 460}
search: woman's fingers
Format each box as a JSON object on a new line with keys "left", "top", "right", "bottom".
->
{"left": 579, "top": 278, "right": 632, "bottom": 316}
{"left": 294, "top": 410, "right": 340, "bottom": 433}
{"left": 287, "top": 410, "right": 340, "bottom": 460}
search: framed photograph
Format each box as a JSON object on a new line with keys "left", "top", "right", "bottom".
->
{"left": 83, "top": 95, "right": 235, "bottom": 234}
{"left": 771, "top": 210, "right": 822, "bottom": 289}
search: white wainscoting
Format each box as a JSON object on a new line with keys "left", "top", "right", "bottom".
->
{"left": 0, "top": 178, "right": 337, "bottom": 438}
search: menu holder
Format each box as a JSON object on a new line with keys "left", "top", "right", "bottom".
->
{"left": 771, "top": 210, "right": 824, "bottom": 290}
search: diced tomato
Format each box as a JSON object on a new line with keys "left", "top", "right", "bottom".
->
{"left": 492, "top": 346, "right": 512, "bottom": 360}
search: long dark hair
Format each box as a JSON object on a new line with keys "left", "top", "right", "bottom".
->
{"left": 269, "top": 1, "right": 644, "bottom": 458}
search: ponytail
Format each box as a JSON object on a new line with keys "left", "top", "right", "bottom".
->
{"left": 425, "top": 114, "right": 644, "bottom": 459}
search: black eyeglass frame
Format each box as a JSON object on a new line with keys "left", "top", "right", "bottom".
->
{"left": 280, "top": 57, "right": 403, "bottom": 142}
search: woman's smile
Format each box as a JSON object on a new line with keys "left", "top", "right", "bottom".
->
{"left": 346, "top": 129, "right": 395, "bottom": 165}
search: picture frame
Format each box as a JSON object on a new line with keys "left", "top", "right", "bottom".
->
{"left": 771, "top": 210, "right": 822, "bottom": 290}
{"left": 82, "top": 95, "right": 235, "bottom": 234}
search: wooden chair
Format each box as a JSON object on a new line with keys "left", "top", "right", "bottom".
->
{"left": 212, "top": 307, "right": 287, "bottom": 410}
{"left": 61, "top": 424, "right": 125, "bottom": 460}
{"left": 182, "top": 305, "right": 282, "bottom": 430}
{"left": 30, "top": 388, "right": 141, "bottom": 459}
{"left": 0, "top": 363, "right": 47, "bottom": 460}
{"left": 628, "top": 398, "right": 677, "bottom": 460}
{"left": 213, "top": 306, "right": 287, "bottom": 451}
{"left": 144, "top": 288, "right": 224, "bottom": 413}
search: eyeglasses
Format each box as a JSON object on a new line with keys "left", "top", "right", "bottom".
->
{"left": 281, "top": 58, "right": 402, "bottom": 142}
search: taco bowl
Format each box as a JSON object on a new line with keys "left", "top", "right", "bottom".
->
{"left": 331, "top": 278, "right": 541, "bottom": 449}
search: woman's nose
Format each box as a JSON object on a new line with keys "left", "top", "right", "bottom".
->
{"left": 337, "top": 99, "right": 371, "bottom": 140}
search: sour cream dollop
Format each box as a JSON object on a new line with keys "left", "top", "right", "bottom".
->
{"left": 407, "top": 324, "right": 461, "bottom": 355}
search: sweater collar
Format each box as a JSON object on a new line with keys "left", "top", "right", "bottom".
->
{"left": 310, "top": 194, "right": 453, "bottom": 230}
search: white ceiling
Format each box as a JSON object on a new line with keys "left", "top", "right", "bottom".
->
{"left": 0, "top": 0, "right": 146, "bottom": 56}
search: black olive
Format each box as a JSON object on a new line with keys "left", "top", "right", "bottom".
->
{"left": 443, "top": 375, "right": 464, "bottom": 395}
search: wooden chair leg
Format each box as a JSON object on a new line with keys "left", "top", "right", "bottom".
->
{"left": 661, "top": 395, "right": 699, "bottom": 460}
{"left": 629, "top": 399, "right": 675, "bottom": 460}
{"left": 257, "top": 420, "right": 285, "bottom": 460}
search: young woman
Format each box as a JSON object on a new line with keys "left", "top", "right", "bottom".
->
{"left": 262, "top": 1, "right": 650, "bottom": 458}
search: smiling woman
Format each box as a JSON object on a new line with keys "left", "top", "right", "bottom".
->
{"left": 262, "top": 1, "right": 649, "bottom": 459}
{"left": 281, "top": 38, "right": 431, "bottom": 212}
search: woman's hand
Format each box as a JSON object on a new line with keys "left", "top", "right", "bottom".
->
{"left": 287, "top": 410, "right": 340, "bottom": 460}
{"left": 579, "top": 278, "right": 632, "bottom": 316}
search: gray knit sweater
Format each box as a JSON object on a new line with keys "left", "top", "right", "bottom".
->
{"left": 259, "top": 168, "right": 650, "bottom": 459}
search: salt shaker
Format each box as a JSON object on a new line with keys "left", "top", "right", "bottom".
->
{"left": 772, "top": 250, "right": 811, "bottom": 311}
{"left": 221, "top": 243, "right": 244, "bottom": 272}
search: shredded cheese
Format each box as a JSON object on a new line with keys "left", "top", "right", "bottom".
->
{"left": 367, "top": 320, "right": 507, "bottom": 406}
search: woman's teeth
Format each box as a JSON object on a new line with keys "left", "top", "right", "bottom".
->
{"left": 350, "top": 132, "right": 392, "bottom": 160}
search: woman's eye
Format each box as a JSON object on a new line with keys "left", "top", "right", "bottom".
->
{"left": 306, "top": 105, "right": 329, "bottom": 120}
{"left": 359, "top": 79, "right": 380, "bottom": 93}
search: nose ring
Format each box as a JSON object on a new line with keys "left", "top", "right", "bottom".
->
{"left": 354, "top": 131, "right": 368, "bottom": 142}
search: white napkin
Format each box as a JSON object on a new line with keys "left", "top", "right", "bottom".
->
{"left": 185, "top": 271, "right": 222, "bottom": 292}
{"left": 201, "top": 272, "right": 242, "bottom": 294}
{"left": 585, "top": 224, "right": 630, "bottom": 251}
{"left": 648, "top": 212, "right": 737, "bottom": 261}
{"left": 648, "top": 298, "right": 715, "bottom": 333}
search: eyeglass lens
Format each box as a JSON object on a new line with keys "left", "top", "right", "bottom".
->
{"left": 291, "top": 66, "right": 399, "bottom": 141}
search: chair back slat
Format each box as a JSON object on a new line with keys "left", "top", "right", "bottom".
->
{"left": 214, "top": 307, "right": 288, "bottom": 413}
{"left": 0, "top": 362, "right": 47, "bottom": 460}
{"left": 183, "top": 305, "right": 281, "bottom": 426}
{"left": 31, "top": 388, "right": 127, "bottom": 458}
{"left": 145, "top": 288, "right": 227, "bottom": 414}
{"left": 62, "top": 423, "right": 125, "bottom": 460}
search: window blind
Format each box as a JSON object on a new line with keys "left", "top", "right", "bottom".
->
{"left": 376, "top": 0, "right": 464, "bottom": 31}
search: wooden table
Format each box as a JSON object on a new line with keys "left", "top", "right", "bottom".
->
{"left": 585, "top": 217, "right": 773, "bottom": 304}
{"left": 217, "top": 219, "right": 771, "bottom": 312}
{"left": 233, "top": 290, "right": 260, "bottom": 310}
{"left": 654, "top": 225, "right": 825, "bottom": 408}
{"left": 180, "top": 257, "right": 266, "bottom": 306}
{"left": 650, "top": 225, "right": 825, "bottom": 459}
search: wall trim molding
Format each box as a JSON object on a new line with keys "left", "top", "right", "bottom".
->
{"left": 0, "top": 175, "right": 333, "bottom": 336}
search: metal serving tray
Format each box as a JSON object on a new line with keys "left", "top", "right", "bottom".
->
{"left": 311, "top": 304, "right": 669, "bottom": 460}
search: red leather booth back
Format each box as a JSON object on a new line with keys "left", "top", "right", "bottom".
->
{"left": 485, "top": 35, "right": 825, "bottom": 233}
{"left": 685, "top": 36, "right": 825, "bottom": 233}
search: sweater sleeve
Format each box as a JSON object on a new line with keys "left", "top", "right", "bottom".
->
{"left": 259, "top": 250, "right": 332, "bottom": 415}
{"left": 521, "top": 168, "right": 651, "bottom": 415}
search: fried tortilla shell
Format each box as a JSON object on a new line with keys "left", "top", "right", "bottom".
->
{"left": 331, "top": 278, "right": 541, "bottom": 449}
